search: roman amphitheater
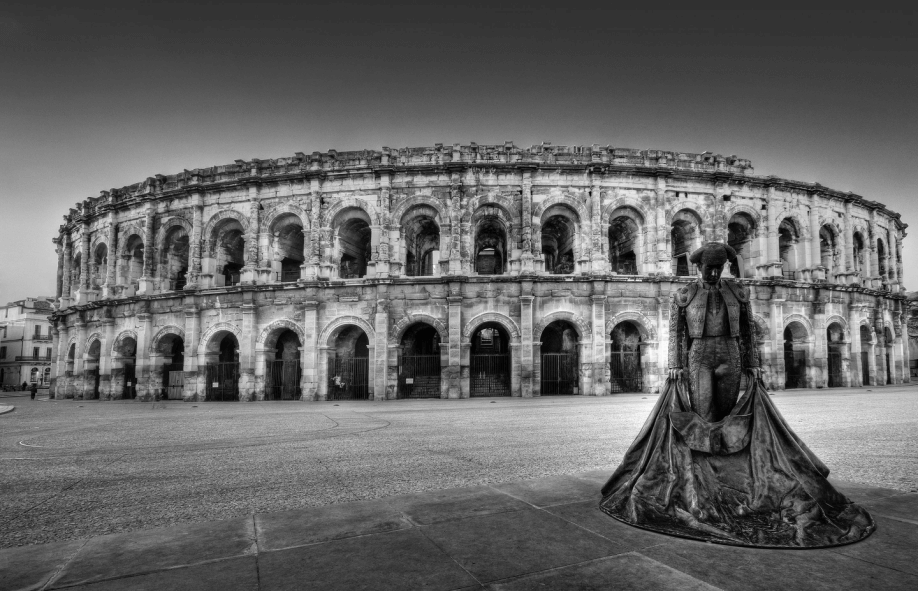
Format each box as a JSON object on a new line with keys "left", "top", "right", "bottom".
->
{"left": 48, "top": 143, "right": 910, "bottom": 402}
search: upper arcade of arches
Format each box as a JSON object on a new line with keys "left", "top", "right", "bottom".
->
{"left": 53, "top": 144, "right": 908, "bottom": 308}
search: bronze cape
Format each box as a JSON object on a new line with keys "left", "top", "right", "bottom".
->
{"left": 599, "top": 375, "right": 875, "bottom": 548}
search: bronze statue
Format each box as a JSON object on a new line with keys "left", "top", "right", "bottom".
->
{"left": 600, "top": 242, "right": 875, "bottom": 548}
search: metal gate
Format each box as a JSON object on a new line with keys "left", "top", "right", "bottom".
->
{"left": 609, "top": 351, "right": 643, "bottom": 393}
{"left": 827, "top": 351, "right": 843, "bottom": 387}
{"left": 163, "top": 363, "right": 184, "bottom": 400}
{"left": 784, "top": 350, "right": 806, "bottom": 389}
{"left": 266, "top": 360, "right": 301, "bottom": 400}
{"left": 86, "top": 369, "right": 100, "bottom": 400}
{"left": 541, "top": 353, "right": 578, "bottom": 395}
{"left": 206, "top": 362, "right": 239, "bottom": 401}
{"left": 327, "top": 357, "right": 369, "bottom": 400}
{"left": 398, "top": 355, "right": 441, "bottom": 399}
{"left": 861, "top": 351, "right": 870, "bottom": 385}
{"left": 123, "top": 363, "right": 136, "bottom": 399}
{"left": 470, "top": 354, "right": 510, "bottom": 397}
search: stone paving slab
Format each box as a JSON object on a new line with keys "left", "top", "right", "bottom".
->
{"left": 1, "top": 472, "right": 915, "bottom": 591}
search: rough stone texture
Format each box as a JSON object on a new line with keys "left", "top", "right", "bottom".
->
{"left": 47, "top": 143, "right": 909, "bottom": 402}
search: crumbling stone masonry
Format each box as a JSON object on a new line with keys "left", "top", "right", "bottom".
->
{"left": 49, "top": 143, "right": 910, "bottom": 401}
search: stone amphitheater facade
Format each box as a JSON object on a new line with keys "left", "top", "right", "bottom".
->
{"left": 48, "top": 143, "right": 911, "bottom": 402}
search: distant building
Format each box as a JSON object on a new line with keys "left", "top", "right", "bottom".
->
{"left": 908, "top": 292, "right": 918, "bottom": 379}
{"left": 0, "top": 297, "right": 56, "bottom": 388}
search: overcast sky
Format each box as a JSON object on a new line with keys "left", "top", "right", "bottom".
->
{"left": 1, "top": 2, "right": 916, "bottom": 304}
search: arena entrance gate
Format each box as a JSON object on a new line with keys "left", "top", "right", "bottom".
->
{"left": 398, "top": 324, "right": 441, "bottom": 399}
{"left": 783, "top": 323, "right": 808, "bottom": 389}
{"left": 265, "top": 329, "right": 302, "bottom": 401}
{"left": 161, "top": 336, "right": 185, "bottom": 400}
{"left": 826, "top": 323, "right": 845, "bottom": 388}
{"left": 85, "top": 339, "right": 102, "bottom": 400}
{"left": 470, "top": 324, "right": 510, "bottom": 397}
{"left": 860, "top": 325, "right": 871, "bottom": 385}
{"left": 609, "top": 321, "right": 643, "bottom": 393}
{"left": 206, "top": 333, "right": 239, "bottom": 401}
{"left": 540, "top": 320, "right": 578, "bottom": 395}
{"left": 327, "top": 326, "right": 370, "bottom": 400}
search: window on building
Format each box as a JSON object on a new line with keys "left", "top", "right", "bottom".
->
{"left": 33, "top": 347, "right": 39, "bottom": 358}
{"left": 46, "top": 347, "right": 52, "bottom": 359}
{"left": 34, "top": 325, "right": 41, "bottom": 337}
{"left": 0, "top": 346, "right": 6, "bottom": 359}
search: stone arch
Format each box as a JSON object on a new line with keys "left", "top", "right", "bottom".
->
{"left": 665, "top": 202, "right": 712, "bottom": 229}
{"left": 725, "top": 204, "right": 763, "bottom": 235}
{"left": 783, "top": 314, "right": 813, "bottom": 337}
{"left": 84, "top": 332, "right": 103, "bottom": 356}
{"left": 462, "top": 312, "right": 521, "bottom": 341}
{"left": 66, "top": 334, "right": 79, "bottom": 354}
{"left": 752, "top": 314, "right": 770, "bottom": 341}
{"left": 533, "top": 195, "right": 589, "bottom": 224}
{"left": 155, "top": 216, "right": 193, "bottom": 250}
{"left": 150, "top": 325, "right": 186, "bottom": 354}
{"left": 318, "top": 315, "right": 376, "bottom": 347}
{"left": 324, "top": 197, "right": 378, "bottom": 227}
{"left": 819, "top": 218, "right": 844, "bottom": 240}
{"left": 203, "top": 209, "right": 249, "bottom": 245}
{"left": 393, "top": 196, "right": 446, "bottom": 227}
{"left": 111, "top": 330, "right": 139, "bottom": 357}
{"left": 257, "top": 319, "right": 306, "bottom": 349}
{"left": 606, "top": 311, "right": 657, "bottom": 341}
{"left": 824, "top": 314, "right": 849, "bottom": 337}
{"left": 197, "top": 322, "right": 242, "bottom": 355}
{"left": 533, "top": 311, "right": 591, "bottom": 343}
{"left": 264, "top": 203, "right": 309, "bottom": 232}
{"left": 776, "top": 212, "right": 810, "bottom": 240}
{"left": 601, "top": 197, "right": 649, "bottom": 227}
{"left": 391, "top": 314, "right": 448, "bottom": 345}
{"left": 461, "top": 194, "right": 520, "bottom": 226}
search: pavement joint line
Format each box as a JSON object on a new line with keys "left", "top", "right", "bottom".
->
{"left": 484, "top": 484, "right": 542, "bottom": 510}
{"left": 826, "top": 546, "right": 918, "bottom": 578}
{"left": 44, "top": 554, "right": 252, "bottom": 591}
{"left": 867, "top": 512, "right": 918, "bottom": 526}
{"left": 533, "top": 505, "right": 633, "bottom": 550}
{"left": 41, "top": 537, "right": 90, "bottom": 591}
{"left": 415, "top": 522, "right": 484, "bottom": 587}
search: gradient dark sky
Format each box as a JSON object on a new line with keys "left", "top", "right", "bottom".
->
{"left": 2, "top": 2, "right": 916, "bottom": 303}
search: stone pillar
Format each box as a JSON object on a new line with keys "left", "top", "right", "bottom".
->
{"left": 73, "top": 320, "right": 87, "bottom": 399}
{"left": 136, "top": 205, "right": 155, "bottom": 294}
{"left": 135, "top": 311, "right": 153, "bottom": 400}
{"left": 809, "top": 196, "right": 822, "bottom": 280}
{"left": 54, "top": 324, "right": 70, "bottom": 399}
{"left": 591, "top": 292, "right": 607, "bottom": 395}
{"left": 54, "top": 239, "right": 64, "bottom": 302}
{"left": 98, "top": 318, "right": 115, "bottom": 399}
{"left": 447, "top": 291, "right": 463, "bottom": 398}
{"left": 589, "top": 171, "right": 604, "bottom": 275}
{"left": 241, "top": 194, "right": 259, "bottom": 284}
{"left": 848, "top": 304, "right": 862, "bottom": 387}
{"left": 712, "top": 183, "right": 727, "bottom": 242}
{"left": 239, "top": 301, "right": 257, "bottom": 400}
{"left": 888, "top": 225, "right": 898, "bottom": 287}
{"left": 374, "top": 287, "right": 390, "bottom": 400}
{"left": 521, "top": 170, "right": 535, "bottom": 273}
{"left": 186, "top": 195, "right": 204, "bottom": 289}
{"left": 375, "top": 173, "right": 391, "bottom": 278}
{"left": 844, "top": 201, "right": 854, "bottom": 275}
{"left": 49, "top": 325, "right": 60, "bottom": 399}
{"left": 813, "top": 298, "right": 828, "bottom": 387}
{"left": 104, "top": 214, "right": 117, "bottom": 298}
{"left": 770, "top": 295, "right": 785, "bottom": 389}
{"left": 300, "top": 301, "right": 318, "bottom": 399}
{"left": 183, "top": 305, "right": 201, "bottom": 401}
{"left": 519, "top": 293, "right": 534, "bottom": 397}
{"left": 869, "top": 211, "right": 880, "bottom": 287}
{"left": 765, "top": 186, "right": 780, "bottom": 273}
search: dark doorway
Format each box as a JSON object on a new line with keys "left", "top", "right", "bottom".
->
{"left": 398, "top": 324, "right": 441, "bottom": 399}
{"left": 783, "top": 324, "right": 807, "bottom": 389}
{"left": 266, "top": 329, "right": 302, "bottom": 400}
{"left": 826, "top": 323, "right": 844, "bottom": 387}
{"left": 860, "top": 325, "right": 871, "bottom": 386}
{"left": 540, "top": 321, "right": 578, "bottom": 395}
{"left": 470, "top": 324, "right": 510, "bottom": 397}
{"left": 162, "top": 337, "right": 185, "bottom": 400}
{"left": 328, "top": 326, "right": 370, "bottom": 400}
{"left": 610, "top": 322, "right": 643, "bottom": 393}
{"left": 206, "top": 334, "right": 239, "bottom": 401}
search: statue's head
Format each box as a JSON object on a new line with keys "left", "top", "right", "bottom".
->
{"left": 689, "top": 242, "right": 738, "bottom": 285}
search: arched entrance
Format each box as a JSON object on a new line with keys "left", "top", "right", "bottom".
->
{"left": 113, "top": 336, "right": 137, "bottom": 399}
{"left": 398, "top": 324, "right": 442, "bottom": 398}
{"left": 826, "top": 323, "right": 845, "bottom": 387}
{"left": 727, "top": 213, "right": 756, "bottom": 279}
{"left": 470, "top": 323, "right": 510, "bottom": 396}
{"left": 671, "top": 210, "right": 703, "bottom": 276}
{"left": 884, "top": 327, "right": 894, "bottom": 385}
{"left": 859, "top": 325, "right": 872, "bottom": 385}
{"left": 473, "top": 217, "right": 508, "bottom": 275}
{"left": 328, "top": 326, "right": 370, "bottom": 400}
{"left": 778, "top": 218, "right": 802, "bottom": 279}
{"left": 610, "top": 321, "right": 643, "bottom": 393}
{"left": 205, "top": 333, "right": 239, "bottom": 401}
{"left": 608, "top": 215, "right": 640, "bottom": 275}
{"left": 85, "top": 340, "right": 101, "bottom": 399}
{"left": 332, "top": 208, "right": 372, "bottom": 279}
{"left": 270, "top": 213, "right": 305, "bottom": 283}
{"left": 540, "top": 320, "right": 579, "bottom": 395}
{"left": 159, "top": 335, "right": 185, "bottom": 399}
{"left": 783, "top": 322, "right": 808, "bottom": 389}
{"left": 266, "top": 329, "right": 302, "bottom": 400}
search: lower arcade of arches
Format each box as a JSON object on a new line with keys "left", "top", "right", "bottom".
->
{"left": 50, "top": 282, "right": 911, "bottom": 402}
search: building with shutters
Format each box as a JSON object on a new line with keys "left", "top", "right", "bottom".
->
{"left": 1, "top": 297, "right": 56, "bottom": 389}
{"left": 48, "top": 143, "right": 910, "bottom": 401}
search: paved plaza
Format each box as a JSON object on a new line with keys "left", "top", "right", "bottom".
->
{"left": 2, "top": 385, "right": 916, "bottom": 550}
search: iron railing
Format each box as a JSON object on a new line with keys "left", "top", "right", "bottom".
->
{"left": 266, "top": 359, "right": 301, "bottom": 400}
{"left": 470, "top": 354, "right": 510, "bottom": 397}
{"left": 827, "top": 351, "right": 843, "bottom": 387}
{"left": 398, "top": 355, "right": 441, "bottom": 399}
{"left": 206, "top": 362, "right": 239, "bottom": 401}
{"left": 163, "top": 363, "right": 185, "bottom": 399}
{"left": 541, "top": 353, "right": 578, "bottom": 395}
{"left": 328, "top": 357, "right": 369, "bottom": 400}
{"left": 609, "top": 351, "right": 643, "bottom": 393}
{"left": 277, "top": 270, "right": 301, "bottom": 283}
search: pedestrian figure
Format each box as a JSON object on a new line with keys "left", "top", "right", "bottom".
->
{"left": 22, "top": 381, "right": 27, "bottom": 391}
{"left": 30, "top": 382, "right": 37, "bottom": 400}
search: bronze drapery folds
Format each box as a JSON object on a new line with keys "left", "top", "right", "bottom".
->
{"left": 600, "top": 242, "right": 874, "bottom": 548}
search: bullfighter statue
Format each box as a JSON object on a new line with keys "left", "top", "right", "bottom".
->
{"left": 600, "top": 241, "right": 874, "bottom": 547}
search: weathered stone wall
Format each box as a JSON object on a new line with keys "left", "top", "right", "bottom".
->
{"left": 48, "top": 143, "right": 910, "bottom": 401}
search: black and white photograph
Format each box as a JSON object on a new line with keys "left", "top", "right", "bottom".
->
{"left": 1, "top": 2, "right": 916, "bottom": 589}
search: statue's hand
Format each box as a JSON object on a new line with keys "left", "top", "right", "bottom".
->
{"left": 669, "top": 368, "right": 683, "bottom": 380}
